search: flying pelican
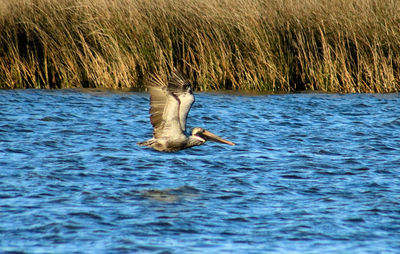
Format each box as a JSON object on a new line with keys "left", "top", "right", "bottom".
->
{"left": 137, "top": 72, "right": 235, "bottom": 152}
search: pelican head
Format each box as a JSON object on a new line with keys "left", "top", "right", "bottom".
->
{"left": 191, "top": 127, "right": 235, "bottom": 146}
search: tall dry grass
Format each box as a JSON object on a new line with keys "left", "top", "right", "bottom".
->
{"left": 1, "top": 0, "right": 400, "bottom": 92}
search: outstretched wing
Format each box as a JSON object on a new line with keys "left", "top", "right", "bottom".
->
{"left": 147, "top": 74, "right": 183, "bottom": 139}
{"left": 168, "top": 72, "right": 194, "bottom": 132}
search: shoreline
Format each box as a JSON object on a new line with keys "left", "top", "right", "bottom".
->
{"left": 1, "top": 0, "right": 400, "bottom": 93}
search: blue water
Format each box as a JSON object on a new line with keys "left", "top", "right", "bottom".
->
{"left": 1, "top": 89, "right": 400, "bottom": 253}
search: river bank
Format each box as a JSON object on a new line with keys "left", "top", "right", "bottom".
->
{"left": 1, "top": 0, "right": 400, "bottom": 92}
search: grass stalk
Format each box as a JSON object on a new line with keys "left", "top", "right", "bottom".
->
{"left": 1, "top": 0, "right": 400, "bottom": 92}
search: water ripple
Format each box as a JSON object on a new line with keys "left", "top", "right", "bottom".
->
{"left": 1, "top": 90, "right": 400, "bottom": 253}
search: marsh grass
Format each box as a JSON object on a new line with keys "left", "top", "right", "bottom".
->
{"left": 1, "top": 0, "right": 400, "bottom": 92}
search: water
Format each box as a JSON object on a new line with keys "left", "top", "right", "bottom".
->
{"left": 1, "top": 89, "right": 400, "bottom": 253}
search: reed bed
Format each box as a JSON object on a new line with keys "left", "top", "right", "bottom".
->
{"left": 1, "top": 0, "right": 400, "bottom": 92}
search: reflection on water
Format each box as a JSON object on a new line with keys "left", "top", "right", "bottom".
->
{"left": 1, "top": 89, "right": 400, "bottom": 253}
{"left": 141, "top": 186, "right": 199, "bottom": 202}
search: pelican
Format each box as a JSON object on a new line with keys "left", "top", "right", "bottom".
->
{"left": 137, "top": 72, "right": 235, "bottom": 152}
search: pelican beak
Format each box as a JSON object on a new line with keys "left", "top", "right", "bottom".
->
{"left": 202, "top": 130, "right": 236, "bottom": 146}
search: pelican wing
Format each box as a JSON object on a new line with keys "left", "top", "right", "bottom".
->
{"left": 168, "top": 72, "right": 194, "bottom": 132}
{"left": 148, "top": 74, "right": 183, "bottom": 139}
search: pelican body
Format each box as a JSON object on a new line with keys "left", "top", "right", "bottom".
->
{"left": 138, "top": 72, "right": 235, "bottom": 152}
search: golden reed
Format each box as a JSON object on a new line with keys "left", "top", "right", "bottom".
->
{"left": 1, "top": 0, "right": 400, "bottom": 92}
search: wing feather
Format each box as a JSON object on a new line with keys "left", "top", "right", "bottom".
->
{"left": 168, "top": 72, "right": 195, "bottom": 132}
{"left": 147, "top": 74, "right": 183, "bottom": 139}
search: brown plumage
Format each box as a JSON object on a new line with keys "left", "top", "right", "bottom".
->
{"left": 138, "top": 71, "right": 235, "bottom": 152}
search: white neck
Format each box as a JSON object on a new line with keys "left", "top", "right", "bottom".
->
{"left": 186, "top": 135, "right": 206, "bottom": 148}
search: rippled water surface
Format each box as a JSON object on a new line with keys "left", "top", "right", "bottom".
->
{"left": 1, "top": 89, "right": 400, "bottom": 253}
